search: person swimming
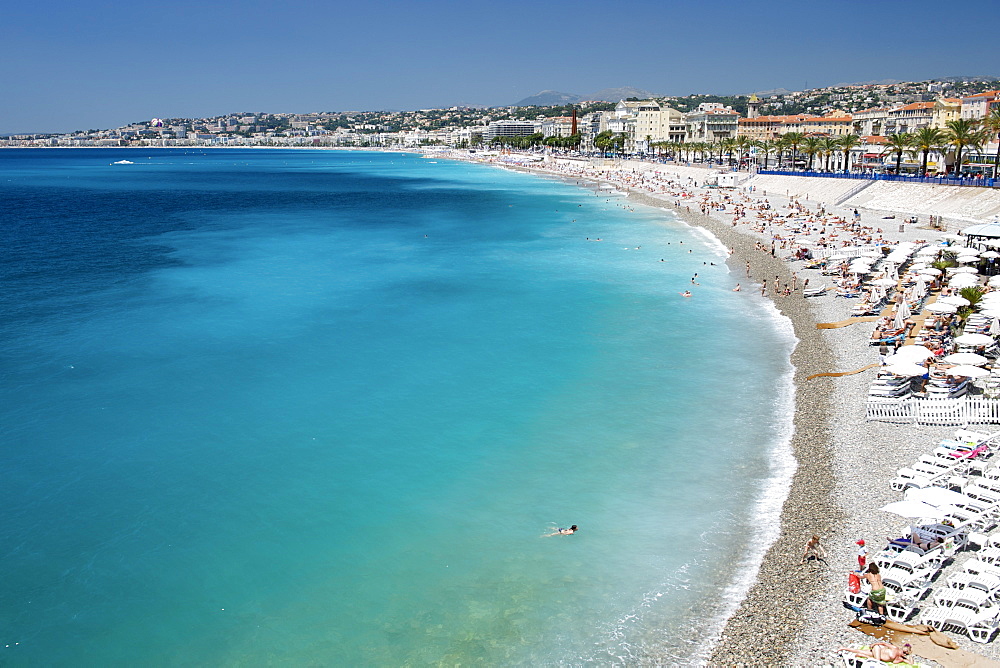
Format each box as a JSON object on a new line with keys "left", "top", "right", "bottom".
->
{"left": 545, "top": 525, "right": 578, "bottom": 536}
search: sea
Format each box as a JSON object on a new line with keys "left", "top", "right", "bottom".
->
{"left": 0, "top": 148, "right": 796, "bottom": 666}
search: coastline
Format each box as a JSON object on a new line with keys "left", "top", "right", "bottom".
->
{"left": 470, "top": 153, "right": 1000, "bottom": 665}
{"left": 488, "top": 158, "right": 842, "bottom": 663}
{"left": 628, "top": 190, "right": 843, "bottom": 665}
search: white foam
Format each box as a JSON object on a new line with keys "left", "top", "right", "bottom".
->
{"left": 694, "top": 297, "right": 798, "bottom": 664}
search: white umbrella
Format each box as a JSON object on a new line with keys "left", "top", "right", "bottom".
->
{"left": 947, "top": 365, "right": 991, "bottom": 378}
{"left": 943, "top": 352, "right": 989, "bottom": 365}
{"left": 892, "top": 308, "right": 907, "bottom": 329}
{"left": 898, "top": 301, "right": 912, "bottom": 319}
{"left": 940, "top": 296, "right": 972, "bottom": 306}
{"left": 955, "top": 333, "right": 996, "bottom": 346}
{"left": 942, "top": 234, "right": 965, "bottom": 241}
{"left": 905, "top": 487, "right": 976, "bottom": 507}
{"left": 880, "top": 500, "right": 947, "bottom": 520}
{"left": 992, "top": 318, "right": 1000, "bottom": 336}
{"left": 872, "top": 278, "right": 898, "bottom": 287}
{"left": 982, "top": 251, "right": 1000, "bottom": 259}
{"left": 988, "top": 276, "right": 1000, "bottom": 287}
{"left": 953, "top": 266, "right": 979, "bottom": 274}
{"left": 926, "top": 301, "right": 958, "bottom": 314}
{"left": 949, "top": 275, "right": 980, "bottom": 288}
{"left": 918, "top": 268, "right": 942, "bottom": 276}
{"left": 884, "top": 362, "right": 929, "bottom": 376}
{"left": 892, "top": 345, "right": 935, "bottom": 361}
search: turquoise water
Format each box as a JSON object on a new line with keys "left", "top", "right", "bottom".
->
{"left": 0, "top": 149, "right": 795, "bottom": 665}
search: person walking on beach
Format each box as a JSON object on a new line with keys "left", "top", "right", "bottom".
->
{"left": 800, "top": 535, "right": 827, "bottom": 565}
{"left": 760, "top": 279, "right": 767, "bottom": 297}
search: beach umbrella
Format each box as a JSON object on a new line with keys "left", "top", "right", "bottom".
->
{"left": 982, "top": 251, "right": 1000, "bottom": 259}
{"left": 952, "top": 266, "right": 979, "bottom": 274}
{"left": 926, "top": 302, "right": 958, "bottom": 314}
{"left": 991, "top": 318, "right": 1000, "bottom": 336}
{"left": 940, "top": 296, "right": 972, "bottom": 306}
{"left": 918, "top": 268, "right": 942, "bottom": 276}
{"left": 955, "top": 333, "right": 996, "bottom": 346}
{"left": 880, "top": 500, "right": 947, "bottom": 520}
{"left": 872, "top": 278, "right": 897, "bottom": 287}
{"left": 892, "top": 309, "right": 907, "bottom": 329}
{"left": 898, "top": 301, "right": 912, "bottom": 319}
{"left": 905, "top": 487, "right": 976, "bottom": 508}
{"left": 892, "top": 345, "right": 935, "bottom": 361}
{"left": 947, "top": 365, "right": 990, "bottom": 378}
{"left": 943, "top": 352, "right": 989, "bottom": 365}
{"left": 949, "top": 275, "right": 980, "bottom": 288}
{"left": 884, "top": 361, "right": 927, "bottom": 377}
{"left": 988, "top": 276, "right": 1000, "bottom": 288}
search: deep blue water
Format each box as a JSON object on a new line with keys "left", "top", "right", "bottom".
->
{"left": 0, "top": 149, "right": 795, "bottom": 665}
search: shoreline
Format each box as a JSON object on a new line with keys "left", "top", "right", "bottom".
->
{"left": 616, "top": 189, "right": 843, "bottom": 665}
{"left": 489, "top": 158, "right": 842, "bottom": 663}
{"left": 471, "top": 153, "right": 1000, "bottom": 665}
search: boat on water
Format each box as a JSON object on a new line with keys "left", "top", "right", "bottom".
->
{"left": 111, "top": 160, "right": 134, "bottom": 165}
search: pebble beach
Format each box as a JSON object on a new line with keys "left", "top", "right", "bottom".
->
{"left": 453, "top": 150, "right": 1000, "bottom": 666}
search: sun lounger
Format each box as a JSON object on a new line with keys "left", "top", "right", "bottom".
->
{"left": 920, "top": 606, "right": 1000, "bottom": 642}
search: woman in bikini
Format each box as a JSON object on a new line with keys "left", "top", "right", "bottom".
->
{"left": 838, "top": 641, "right": 912, "bottom": 663}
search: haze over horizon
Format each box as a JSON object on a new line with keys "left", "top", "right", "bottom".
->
{"left": 3, "top": 0, "right": 999, "bottom": 135}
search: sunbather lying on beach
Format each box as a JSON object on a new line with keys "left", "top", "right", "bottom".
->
{"left": 838, "top": 641, "right": 912, "bottom": 663}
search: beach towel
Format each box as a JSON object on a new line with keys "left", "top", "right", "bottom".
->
{"left": 848, "top": 620, "right": 1000, "bottom": 667}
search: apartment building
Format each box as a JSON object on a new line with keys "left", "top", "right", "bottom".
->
{"left": 684, "top": 103, "right": 739, "bottom": 143}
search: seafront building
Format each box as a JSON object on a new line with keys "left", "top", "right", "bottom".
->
{"left": 684, "top": 103, "right": 740, "bottom": 143}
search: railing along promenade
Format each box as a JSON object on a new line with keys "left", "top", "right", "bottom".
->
{"left": 758, "top": 169, "right": 996, "bottom": 189}
{"left": 867, "top": 396, "right": 1000, "bottom": 425}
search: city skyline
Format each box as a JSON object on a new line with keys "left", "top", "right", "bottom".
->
{"left": 3, "top": 0, "right": 999, "bottom": 134}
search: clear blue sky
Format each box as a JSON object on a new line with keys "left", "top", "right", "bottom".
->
{"left": 3, "top": 0, "right": 998, "bottom": 134}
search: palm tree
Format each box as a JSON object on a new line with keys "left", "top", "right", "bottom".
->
{"left": 734, "top": 135, "right": 752, "bottom": 169}
{"left": 881, "top": 133, "right": 915, "bottom": 174}
{"left": 838, "top": 134, "right": 862, "bottom": 173}
{"left": 981, "top": 107, "right": 1000, "bottom": 179}
{"left": 820, "top": 136, "right": 840, "bottom": 171}
{"left": 911, "top": 127, "right": 947, "bottom": 176}
{"left": 720, "top": 137, "right": 737, "bottom": 166}
{"left": 782, "top": 132, "right": 805, "bottom": 169}
{"left": 755, "top": 139, "right": 778, "bottom": 170}
{"left": 945, "top": 118, "right": 986, "bottom": 177}
{"left": 800, "top": 136, "right": 822, "bottom": 171}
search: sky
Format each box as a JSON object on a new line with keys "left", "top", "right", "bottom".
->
{"left": 3, "top": 0, "right": 999, "bottom": 134}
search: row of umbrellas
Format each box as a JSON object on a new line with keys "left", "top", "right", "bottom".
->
{"left": 883, "top": 342, "right": 997, "bottom": 378}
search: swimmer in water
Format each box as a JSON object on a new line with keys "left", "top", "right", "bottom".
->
{"left": 545, "top": 525, "right": 578, "bottom": 536}
{"left": 680, "top": 291, "right": 692, "bottom": 297}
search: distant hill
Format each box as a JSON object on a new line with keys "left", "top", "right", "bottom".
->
{"left": 513, "top": 86, "right": 659, "bottom": 107}
{"left": 751, "top": 87, "right": 793, "bottom": 97}
{"left": 514, "top": 90, "right": 581, "bottom": 106}
{"left": 584, "top": 86, "right": 657, "bottom": 102}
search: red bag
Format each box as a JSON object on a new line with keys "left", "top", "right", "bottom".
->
{"left": 848, "top": 572, "right": 861, "bottom": 594}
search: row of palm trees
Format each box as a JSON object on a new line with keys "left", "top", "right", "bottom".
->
{"left": 642, "top": 108, "right": 1000, "bottom": 177}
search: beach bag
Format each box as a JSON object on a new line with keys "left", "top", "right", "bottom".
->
{"left": 856, "top": 609, "right": 887, "bottom": 626}
{"left": 848, "top": 572, "right": 861, "bottom": 594}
